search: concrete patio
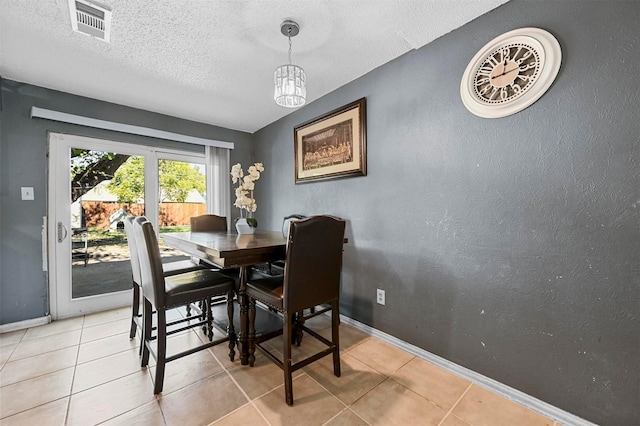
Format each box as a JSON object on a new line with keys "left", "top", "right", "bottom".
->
{"left": 71, "top": 241, "right": 188, "bottom": 299}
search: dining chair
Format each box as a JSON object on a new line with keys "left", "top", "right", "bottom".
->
{"left": 246, "top": 215, "right": 346, "bottom": 405}
{"left": 189, "top": 214, "right": 240, "bottom": 317}
{"left": 190, "top": 214, "right": 228, "bottom": 232}
{"left": 271, "top": 214, "right": 306, "bottom": 273}
{"left": 124, "top": 216, "right": 207, "bottom": 342}
{"left": 133, "top": 217, "right": 236, "bottom": 394}
{"left": 252, "top": 214, "right": 306, "bottom": 277}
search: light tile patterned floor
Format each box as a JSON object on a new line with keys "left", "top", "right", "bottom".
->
{"left": 0, "top": 306, "right": 559, "bottom": 425}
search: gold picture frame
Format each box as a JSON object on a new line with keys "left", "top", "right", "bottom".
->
{"left": 294, "top": 98, "right": 367, "bottom": 183}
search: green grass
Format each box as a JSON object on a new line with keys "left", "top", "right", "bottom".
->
{"left": 87, "top": 227, "right": 126, "bottom": 245}
{"left": 159, "top": 226, "right": 190, "bottom": 233}
{"left": 87, "top": 225, "right": 190, "bottom": 246}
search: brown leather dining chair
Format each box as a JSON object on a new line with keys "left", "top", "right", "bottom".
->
{"left": 268, "top": 213, "right": 307, "bottom": 275}
{"left": 132, "top": 217, "right": 236, "bottom": 394}
{"left": 124, "top": 216, "right": 207, "bottom": 342}
{"left": 190, "top": 214, "right": 228, "bottom": 232}
{"left": 251, "top": 214, "right": 307, "bottom": 277}
{"left": 246, "top": 215, "right": 346, "bottom": 405}
{"left": 188, "top": 214, "right": 238, "bottom": 316}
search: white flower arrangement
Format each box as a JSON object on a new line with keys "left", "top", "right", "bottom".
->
{"left": 231, "top": 162, "right": 264, "bottom": 227}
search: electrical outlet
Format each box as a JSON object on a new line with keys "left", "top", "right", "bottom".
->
{"left": 376, "top": 289, "right": 385, "bottom": 305}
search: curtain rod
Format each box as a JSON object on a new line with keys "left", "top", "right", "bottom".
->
{"left": 30, "top": 106, "right": 234, "bottom": 150}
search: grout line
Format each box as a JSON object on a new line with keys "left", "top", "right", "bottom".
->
{"left": 303, "top": 372, "right": 376, "bottom": 426}
{"left": 0, "top": 344, "right": 19, "bottom": 372}
{"left": 151, "top": 368, "right": 169, "bottom": 426}
{"left": 321, "top": 407, "right": 372, "bottom": 426}
{"left": 2, "top": 307, "right": 588, "bottom": 426}
{"left": 63, "top": 312, "right": 86, "bottom": 426}
{"left": 388, "top": 350, "right": 415, "bottom": 376}
{"left": 304, "top": 370, "right": 348, "bottom": 410}
{"left": 339, "top": 315, "right": 597, "bottom": 426}
{"left": 342, "top": 407, "right": 372, "bottom": 426}
{"left": 0, "top": 334, "right": 82, "bottom": 370}
{"left": 210, "top": 342, "right": 276, "bottom": 426}
{"left": 342, "top": 334, "right": 372, "bottom": 355}
{"left": 92, "top": 369, "right": 162, "bottom": 425}
{"left": 0, "top": 396, "right": 70, "bottom": 422}
{"left": 321, "top": 408, "right": 349, "bottom": 426}
{"left": 386, "top": 375, "right": 458, "bottom": 413}
{"left": 437, "top": 382, "right": 473, "bottom": 426}
{"left": 219, "top": 361, "right": 273, "bottom": 426}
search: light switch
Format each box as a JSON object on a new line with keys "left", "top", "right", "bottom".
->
{"left": 21, "top": 187, "right": 35, "bottom": 200}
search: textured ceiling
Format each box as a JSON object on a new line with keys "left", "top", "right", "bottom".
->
{"left": 0, "top": 0, "right": 508, "bottom": 133}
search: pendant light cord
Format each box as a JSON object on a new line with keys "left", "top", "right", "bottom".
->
{"left": 288, "top": 28, "right": 293, "bottom": 65}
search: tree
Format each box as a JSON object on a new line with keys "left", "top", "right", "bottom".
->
{"left": 71, "top": 149, "right": 129, "bottom": 202}
{"left": 158, "top": 160, "right": 206, "bottom": 203}
{"left": 108, "top": 157, "right": 205, "bottom": 203}
{"left": 107, "top": 156, "right": 145, "bottom": 203}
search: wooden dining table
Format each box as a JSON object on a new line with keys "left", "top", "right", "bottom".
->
{"left": 160, "top": 231, "right": 287, "bottom": 365}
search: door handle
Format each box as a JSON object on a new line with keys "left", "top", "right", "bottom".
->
{"left": 57, "top": 222, "right": 68, "bottom": 243}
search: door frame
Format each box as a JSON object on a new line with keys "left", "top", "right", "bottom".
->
{"left": 47, "top": 132, "right": 205, "bottom": 319}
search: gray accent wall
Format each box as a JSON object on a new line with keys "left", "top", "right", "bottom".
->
{"left": 253, "top": 1, "right": 639, "bottom": 424}
{"left": 0, "top": 79, "right": 253, "bottom": 324}
{"left": 0, "top": 1, "right": 638, "bottom": 424}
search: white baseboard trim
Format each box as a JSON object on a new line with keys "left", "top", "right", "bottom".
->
{"left": 339, "top": 315, "right": 595, "bottom": 426}
{"left": 0, "top": 315, "right": 51, "bottom": 334}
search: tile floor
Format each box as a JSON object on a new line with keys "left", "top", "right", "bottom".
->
{"left": 0, "top": 306, "right": 559, "bottom": 426}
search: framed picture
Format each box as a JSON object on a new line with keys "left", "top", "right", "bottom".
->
{"left": 294, "top": 98, "right": 366, "bottom": 183}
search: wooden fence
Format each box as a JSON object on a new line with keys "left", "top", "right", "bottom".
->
{"left": 81, "top": 202, "right": 206, "bottom": 228}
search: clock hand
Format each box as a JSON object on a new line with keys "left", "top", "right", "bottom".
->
{"left": 491, "top": 66, "right": 519, "bottom": 79}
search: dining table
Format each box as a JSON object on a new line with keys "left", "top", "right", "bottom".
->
{"left": 160, "top": 230, "right": 287, "bottom": 365}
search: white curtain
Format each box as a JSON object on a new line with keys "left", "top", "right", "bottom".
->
{"left": 205, "top": 146, "right": 231, "bottom": 229}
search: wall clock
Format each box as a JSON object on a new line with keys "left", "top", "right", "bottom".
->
{"left": 460, "top": 27, "right": 562, "bottom": 118}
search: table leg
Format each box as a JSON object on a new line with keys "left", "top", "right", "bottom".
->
{"left": 238, "top": 265, "right": 249, "bottom": 365}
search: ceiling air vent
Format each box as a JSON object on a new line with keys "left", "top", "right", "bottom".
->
{"left": 68, "top": 0, "right": 112, "bottom": 42}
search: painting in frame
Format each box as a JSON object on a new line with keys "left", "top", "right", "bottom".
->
{"left": 294, "top": 98, "right": 366, "bottom": 183}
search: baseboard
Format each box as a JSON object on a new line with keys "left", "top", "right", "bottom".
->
{"left": 0, "top": 315, "right": 51, "bottom": 334}
{"left": 339, "top": 314, "right": 595, "bottom": 426}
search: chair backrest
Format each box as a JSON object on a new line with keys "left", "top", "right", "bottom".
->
{"left": 190, "top": 214, "right": 228, "bottom": 232}
{"left": 123, "top": 215, "right": 142, "bottom": 285}
{"left": 282, "top": 214, "right": 306, "bottom": 239}
{"left": 132, "top": 217, "right": 166, "bottom": 308}
{"left": 283, "top": 215, "right": 346, "bottom": 313}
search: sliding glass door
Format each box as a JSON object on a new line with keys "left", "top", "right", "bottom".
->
{"left": 48, "top": 133, "right": 207, "bottom": 319}
{"left": 156, "top": 154, "right": 207, "bottom": 256}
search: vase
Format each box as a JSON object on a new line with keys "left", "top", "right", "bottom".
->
{"left": 235, "top": 218, "right": 255, "bottom": 235}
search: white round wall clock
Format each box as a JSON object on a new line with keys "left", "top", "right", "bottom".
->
{"left": 460, "top": 27, "right": 562, "bottom": 118}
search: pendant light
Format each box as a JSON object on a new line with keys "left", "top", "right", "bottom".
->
{"left": 274, "top": 20, "right": 306, "bottom": 108}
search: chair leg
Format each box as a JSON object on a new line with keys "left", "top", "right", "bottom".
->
{"left": 200, "top": 300, "right": 207, "bottom": 333}
{"left": 248, "top": 298, "right": 256, "bottom": 367}
{"left": 141, "top": 299, "right": 152, "bottom": 367}
{"left": 130, "top": 282, "right": 139, "bottom": 339}
{"left": 154, "top": 309, "right": 167, "bottom": 395}
{"left": 206, "top": 297, "right": 214, "bottom": 341}
{"left": 283, "top": 312, "right": 294, "bottom": 406}
{"left": 331, "top": 301, "right": 341, "bottom": 377}
{"left": 137, "top": 293, "right": 145, "bottom": 357}
{"left": 295, "top": 311, "right": 304, "bottom": 347}
{"left": 227, "top": 290, "right": 236, "bottom": 361}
